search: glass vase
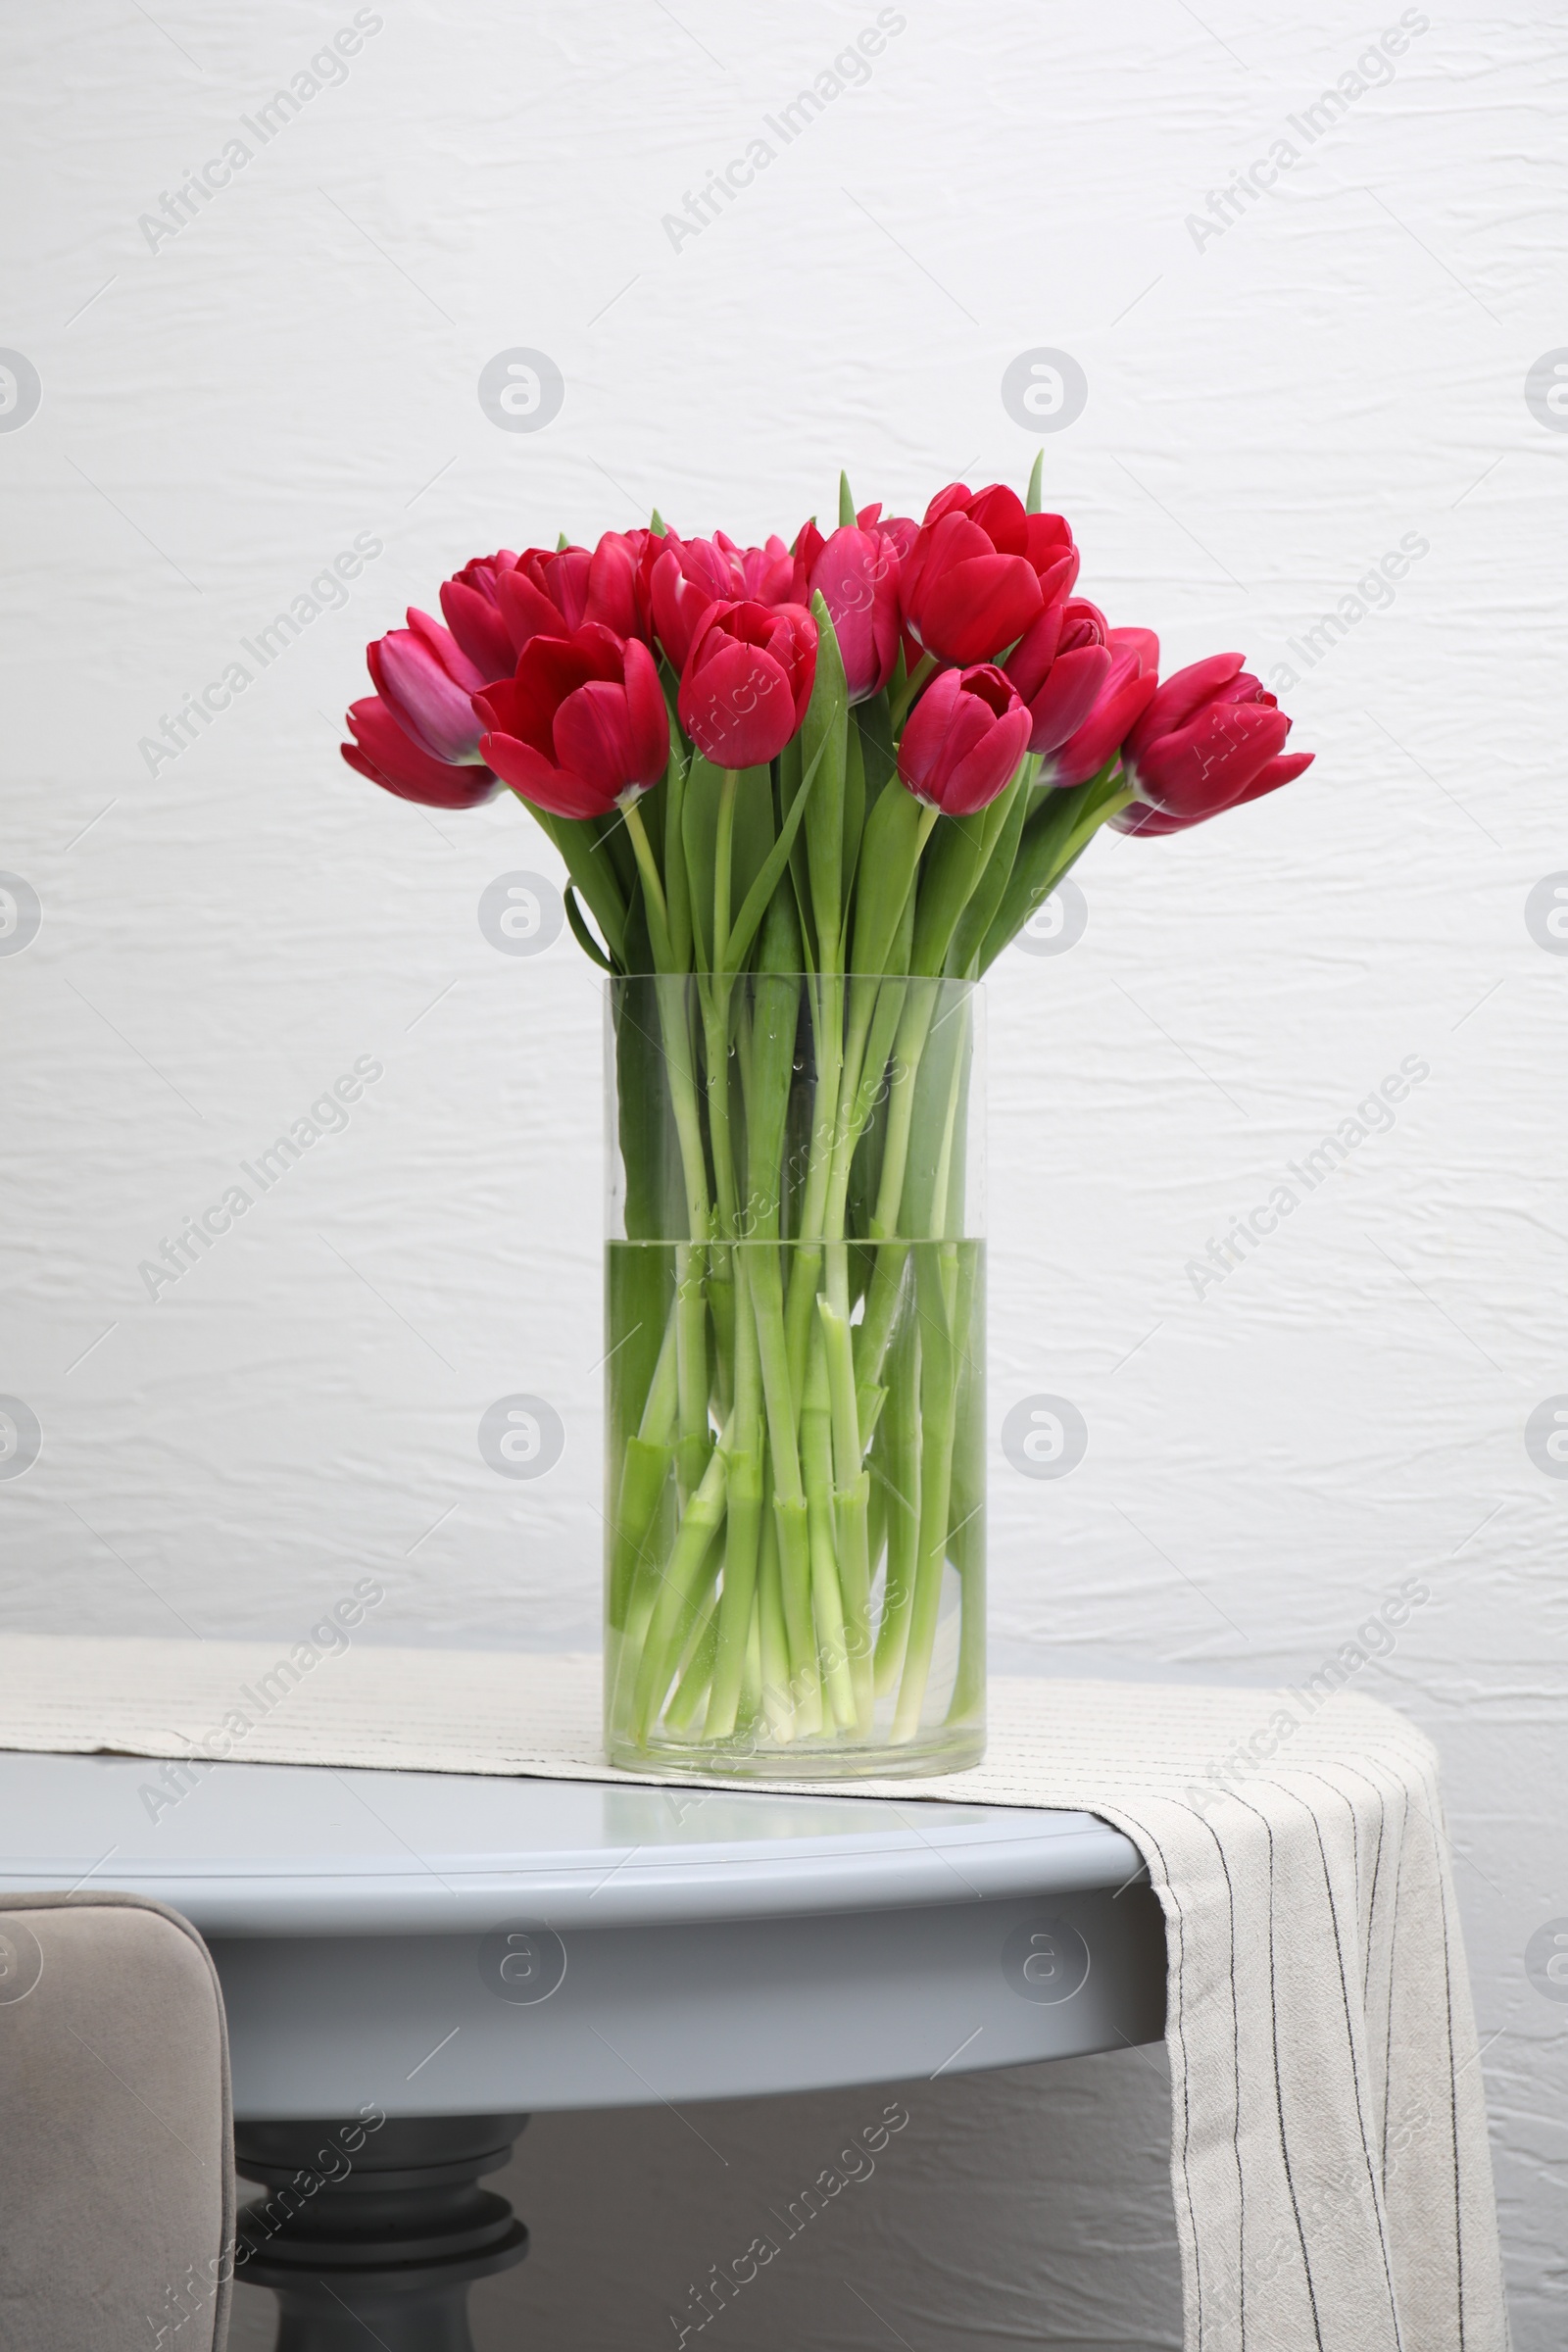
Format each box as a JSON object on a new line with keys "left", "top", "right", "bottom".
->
{"left": 603, "top": 970, "right": 985, "bottom": 1780}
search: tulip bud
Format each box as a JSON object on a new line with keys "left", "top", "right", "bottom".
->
{"left": 1004, "top": 597, "right": 1113, "bottom": 757}
{"left": 896, "top": 662, "right": 1031, "bottom": 816}
{"left": 1109, "top": 653, "right": 1312, "bottom": 832}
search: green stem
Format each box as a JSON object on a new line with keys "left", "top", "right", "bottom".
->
{"left": 664, "top": 1590, "right": 721, "bottom": 1734}
{"left": 631, "top": 1420, "right": 730, "bottom": 1741}
{"left": 872, "top": 1303, "right": 921, "bottom": 1695}
{"left": 889, "top": 650, "right": 937, "bottom": 731}
{"left": 704, "top": 1254, "right": 764, "bottom": 1740}
{"left": 891, "top": 1250, "right": 957, "bottom": 1743}
{"left": 944, "top": 1247, "right": 986, "bottom": 1728}
{"left": 756, "top": 1504, "right": 797, "bottom": 1741}
{"left": 801, "top": 1321, "right": 857, "bottom": 1731}
{"left": 712, "top": 769, "right": 738, "bottom": 968}
{"left": 818, "top": 1295, "right": 873, "bottom": 1730}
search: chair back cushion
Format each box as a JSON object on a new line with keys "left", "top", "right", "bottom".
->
{"left": 0, "top": 1890, "right": 233, "bottom": 2351}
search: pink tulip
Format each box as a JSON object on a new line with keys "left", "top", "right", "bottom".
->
{"left": 366, "top": 612, "right": 488, "bottom": 764}
{"left": 896, "top": 662, "right": 1031, "bottom": 816}
{"left": 807, "top": 524, "right": 902, "bottom": 702}
{"left": 475, "top": 624, "right": 669, "bottom": 821}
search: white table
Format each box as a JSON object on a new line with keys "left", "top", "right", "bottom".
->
{"left": 0, "top": 1749, "right": 1166, "bottom": 2351}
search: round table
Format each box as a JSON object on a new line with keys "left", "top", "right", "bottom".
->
{"left": 0, "top": 1749, "right": 1166, "bottom": 2351}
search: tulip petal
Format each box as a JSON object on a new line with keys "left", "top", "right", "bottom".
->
{"left": 1108, "top": 626, "right": 1159, "bottom": 676}
{"left": 939, "top": 705, "right": 1031, "bottom": 815}
{"left": 496, "top": 567, "right": 573, "bottom": 655}
{"left": 1002, "top": 606, "right": 1065, "bottom": 704}
{"left": 622, "top": 637, "right": 673, "bottom": 779}
{"left": 367, "top": 631, "right": 484, "bottom": 762}
{"left": 440, "top": 578, "right": 516, "bottom": 680}
{"left": 1233, "top": 751, "right": 1314, "bottom": 805}
{"left": 480, "top": 731, "right": 616, "bottom": 821}
{"left": 1131, "top": 702, "right": 1290, "bottom": 817}
{"left": 1046, "top": 667, "right": 1160, "bottom": 789}
{"left": 1127, "top": 652, "right": 1247, "bottom": 759}
{"left": 552, "top": 677, "right": 662, "bottom": 796}
{"left": 916, "top": 554, "right": 1044, "bottom": 665}
{"left": 963, "top": 484, "right": 1029, "bottom": 555}
{"left": 680, "top": 638, "right": 793, "bottom": 766}
{"left": 344, "top": 700, "right": 498, "bottom": 808}
{"left": 406, "top": 608, "right": 487, "bottom": 692}
{"left": 1022, "top": 643, "right": 1113, "bottom": 757}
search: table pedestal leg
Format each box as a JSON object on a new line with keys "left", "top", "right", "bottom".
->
{"left": 233, "top": 2112, "right": 530, "bottom": 2352}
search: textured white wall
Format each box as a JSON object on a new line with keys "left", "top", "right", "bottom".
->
{"left": 5, "top": 3, "right": 1564, "bottom": 2343}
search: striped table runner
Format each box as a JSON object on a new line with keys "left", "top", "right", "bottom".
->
{"left": 0, "top": 1637, "right": 1508, "bottom": 2352}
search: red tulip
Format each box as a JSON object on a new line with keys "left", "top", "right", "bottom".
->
{"left": 900, "top": 482, "right": 1079, "bottom": 665}
{"left": 806, "top": 524, "right": 902, "bottom": 702}
{"left": 366, "top": 612, "right": 488, "bottom": 764}
{"left": 651, "top": 531, "right": 796, "bottom": 666}
{"left": 1041, "top": 626, "right": 1161, "bottom": 789}
{"left": 475, "top": 623, "right": 669, "bottom": 821}
{"left": 1109, "top": 654, "right": 1312, "bottom": 832}
{"left": 677, "top": 600, "right": 817, "bottom": 767}
{"left": 896, "top": 662, "right": 1031, "bottom": 816}
{"left": 341, "top": 698, "right": 499, "bottom": 808}
{"left": 1004, "top": 596, "right": 1113, "bottom": 757}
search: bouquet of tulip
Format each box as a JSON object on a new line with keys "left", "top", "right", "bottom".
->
{"left": 342, "top": 460, "right": 1311, "bottom": 1778}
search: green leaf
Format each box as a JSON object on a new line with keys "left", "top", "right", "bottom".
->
{"left": 564, "top": 883, "right": 617, "bottom": 972}
{"left": 777, "top": 736, "right": 816, "bottom": 973}
{"left": 838, "top": 469, "right": 857, "bottom": 527}
{"left": 532, "top": 808, "right": 628, "bottom": 967}
{"left": 909, "top": 809, "right": 991, "bottom": 977}
{"left": 721, "top": 731, "right": 830, "bottom": 978}
{"left": 849, "top": 777, "right": 925, "bottom": 979}
{"left": 682, "top": 757, "right": 773, "bottom": 973}
{"left": 1026, "top": 450, "right": 1045, "bottom": 514}
{"left": 946, "top": 759, "right": 1035, "bottom": 978}
{"left": 838, "top": 703, "right": 866, "bottom": 956}
{"left": 662, "top": 718, "right": 693, "bottom": 971}
{"left": 974, "top": 774, "right": 1118, "bottom": 973}
{"left": 855, "top": 692, "right": 897, "bottom": 806}
{"left": 802, "top": 592, "right": 849, "bottom": 973}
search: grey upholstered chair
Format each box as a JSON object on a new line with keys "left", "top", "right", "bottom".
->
{"left": 0, "top": 1889, "right": 234, "bottom": 2351}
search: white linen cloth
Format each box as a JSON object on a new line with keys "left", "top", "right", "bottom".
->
{"left": 0, "top": 1634, "right": 1507, "bottom": 2352}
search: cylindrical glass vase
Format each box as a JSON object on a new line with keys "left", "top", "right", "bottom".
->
{"left": 603, "top": 970, "right": 985, "bottom": 1780}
